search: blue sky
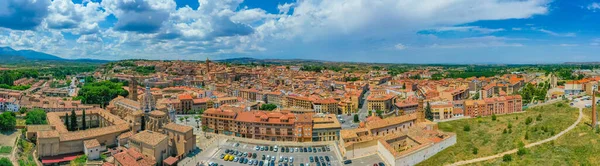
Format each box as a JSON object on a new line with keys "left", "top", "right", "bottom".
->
{"left": 0, "top": 0, "right": 600, "bottom": 64}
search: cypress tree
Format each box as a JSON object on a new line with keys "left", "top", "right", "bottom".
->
{"left": 425, "top": 102, "right": 434, "bottom": 121}
{"left": 82, "top": 110, "right": 86, "bottom": 130}
{"left": 65, "top": 113, "right": 70, "bottom": 131}
{"left": 70, "top": 110, "right": 77, "bottom": 130}
{"left": 140, "top": 116, "right": 146, "bottom": 131}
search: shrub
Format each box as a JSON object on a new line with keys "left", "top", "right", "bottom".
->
{"left": 517, "top": 147, "right": 527, "bottom": 156}
{"left": 525, "top": 132, "right": 529, "bottom": 140}
{"left": 472, "top": 147, "right": 478, "bottom": 155}
{"left": 492, "top": 114, "right": 497, "bottom": 121}
{"left": 596, "top": 127, "right": 600, "bottom": 134}
{"left": 503, "top": 154, "right": 512, "bottom": 162}
{"left": 503, "top": 128, "right": 507, "bottom": 134}
{"left": 525, "top": 117, "right": 533, "bottom": 125}
{"left": 536, "top": 114, "right": 543, "bottom": 121}
{"left": 463, "top": 125, "right": 471, "bottom": 132}
{"left": 508, "top": 123, "right": 512, "bottom": 129}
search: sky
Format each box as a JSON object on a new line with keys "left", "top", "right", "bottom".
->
{"left": 0, "top": 0, "right": 600, "bottom": 64}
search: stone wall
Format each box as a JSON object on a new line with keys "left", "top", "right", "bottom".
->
{"left": 394, "top": 134, "right": 456, "bottom": 166}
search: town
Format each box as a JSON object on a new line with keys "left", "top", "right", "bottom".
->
{"left": 1, "top": 59, "right": 598, "bottom": 166}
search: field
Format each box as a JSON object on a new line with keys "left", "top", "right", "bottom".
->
{"left": 475, "top": 108, "right": 600, "bottom": 165}
{"left": 418, "top": 102, "right": 579, "bottom": 166}
{"left": 0, "top": 146, "right": 11, "bottom": 154}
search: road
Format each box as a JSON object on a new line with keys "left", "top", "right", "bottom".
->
{"left": 340, "top": 90, "right": 370, "bottom": 129}
{"left": 448, "top": 107, "right": 584, "bottom": 166}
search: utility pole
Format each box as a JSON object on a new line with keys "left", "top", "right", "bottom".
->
{"left": 593, "top": 87, "right": 597, "bottom": 128}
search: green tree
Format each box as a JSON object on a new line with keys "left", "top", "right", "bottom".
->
{"left": 425, "top": 102, "right": 433, "bottom": 121}
{"left": 517, "top": 147, "right": 527, "bottom": 156}
{"left": 24, "top": 109, "right": 47, "bottom": 125}
{"left": 375, "top": 110, "right": 383, "bottom": 118}
{"left": 353, "top": 114, "right": 359, "bottom": 123}
{"left": 70, "top": 110, "right": 77, "bottom": 130}
{"left": 491, "top": 114, "right": 497, "bottom": 121}
{"left": 472, "top": 147, "right": 478, "bottom": 155}
{"left": 0, "top": 157, "right": 12, "bottom": 166}
{"left": 472, "top": 92, "right": 480, "bottom": 100}
{"left": 502, "top": 154, "right": 512, "bottom": 162}
{"left": 82, "top": 110, "right": 86, "bottom": 130}
{"left": 0, "top": 112, "right": 16, "bottom": 131}
{"left": 65, "top": 113, "right": 70, "bottom": 130}
{"left": 259, "top": 104, "right": 278, "bottom": 111}
{"left": 77, "top": 81, "right": 128, "bottom": 107}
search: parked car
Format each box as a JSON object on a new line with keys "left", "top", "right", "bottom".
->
{"left": 343, "top": 160, "right": 352, "bottom": 164}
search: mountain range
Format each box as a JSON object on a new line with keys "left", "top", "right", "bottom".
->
{"left": 0, "top": 47, "right": 108, "bottom": 63}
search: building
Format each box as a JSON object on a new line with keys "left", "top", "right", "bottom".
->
{"left": 113, "top": 148, "right": 156, "bottom": 166}
{"left": 201, "top": 108, "right": 340, "bottom": 142}
{"left": 35, "top": 109, "right": 130, "bottom": 164}
{"left": 339, "top": 112, "right": 455, "bottom": 166}
{"left": 312, "top": 114, "right": 341, "bottom": 142}
{"left": 163, "top": 123, "right": 196, "bottom": 159}
{"left": 313, "top": 98, "right": 338, "bottom": 114}
{"left": 464, "top": 95, "right": 523, "bottom": 117}
{"left": 367, "top": 94, "right": 395, "bottom": 114}
{"left": 429, "top": 101, "right": 454, "bottom": 120}
{"left": 129, "top": 130, "right": 169, "bottom": 165}
{"left": 83, "top": 139, "right": 104, "bottom": 160}
{"left": 284, "top": 96, "right": 313, "bottom": 110}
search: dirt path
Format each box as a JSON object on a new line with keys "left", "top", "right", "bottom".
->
{"left": 447, "top": 107, "right": 583, "bottom": 166}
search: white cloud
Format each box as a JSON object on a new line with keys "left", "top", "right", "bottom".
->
{"left": 0, "top": 0, "right": 553, "bottom": 60}
{"left": 394, "top": 43, "right": 406, "bottom": 50}
{"left": 278, "top": 3, "right": 294, "bottom": 14}
{"left": 428, "top": 36, "right": 524, "bottom": 48}
{"left": 588, "top": 2, "right": 600, "bottom": 11}
{"left": 558, "top": 44, "right": 578, "bottom": 47}
{"left": 512, "top": 28, "right": 522, "bottom": 31}
{"left": 428, "top": 26, "right": 505, "bottom": 34}
{"left": 537, "top": 29, "right": 576, "bottom": 37}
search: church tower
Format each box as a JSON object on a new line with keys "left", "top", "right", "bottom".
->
{"left": 417, "top": 97, "right": 426, "bottom": 123}
{"left": 129, "top": 76, "right": 138, "bottom": 101}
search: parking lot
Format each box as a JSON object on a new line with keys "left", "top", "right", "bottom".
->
{"left": 205, "top": 140, "right": 342, "bottom": 166}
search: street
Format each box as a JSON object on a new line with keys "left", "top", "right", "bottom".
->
{"left": 340, "top": 90, "right": 370, "bottom": 129}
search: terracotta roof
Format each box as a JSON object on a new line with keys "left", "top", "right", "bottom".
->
{"left": 83, "top": 139, "right": 101, "bottom": 148}
{"left": 130, "top": 131, "right": 167, "bottom": 146}
{"left": 163, "top": 156, "right": 178, "bottom": 165}
{"left": 163, "top": 123, "right": 193, "bottom": 133}
{"left": 366, "top": 114, "right": 417, "bottom": 130}
{"left": 114, "top": 148, "right": 156, "bottom": 166}
{"left": 38, "top": 130, "right": 60, "bottom": 138}
{"left": 178, "top": 94, "right": 193, "bottom": 100}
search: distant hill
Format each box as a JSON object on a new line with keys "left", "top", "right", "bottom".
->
{"left": 0, "top": 46, "right": 109, "bottom": 63}
{"left": 0, "top": 47, "right": 64, "bottom": 60}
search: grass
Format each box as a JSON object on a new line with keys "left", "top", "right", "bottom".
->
{"left": 473, "top": 108, "right": 600, "bottom": 166}
{"left": 418, "top": 102, "right": 578, "bottom": 166}
{"left": 0, "top": 146, "right": 11, "bottom": 154}
{"left": 17, "top": 138, "right": 36, "bottom": 166}
{"left": 16, "top": 119, "right": 25, "bottom": 126}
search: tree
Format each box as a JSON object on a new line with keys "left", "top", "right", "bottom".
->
{"left": 0, "top": 157, "right": 12, "bottom": 166}
{"left": 179, "top": 117, "right": 184, "bottom": 123}
{"left": 353, "top": 114, "right": 359, "bottom": 123}
{"left": 140, "top": 116, "right": 146, "bottom": 131}
{"left": 425, "top": 102, "right": 433, "bottom": 121}
{"left": 65, "top": 113, "right": 70, "bottom": 130}
{"left": 70, "top": 110, "right": 77, "bottom": 130}
{"left": 472, "top": 147, "right": 478, "bottom": 155}
{"left": 472, "top": 92, "right": 480, "bottom": 100}
{"left": 491, "top": 114, "right": 497, "bottom": 121}
{"left": 82, "top": 110, "right": 86, "bottom": 130}
{"left": 259, "top": 104, "right": 278, "bottom": 111}
{"left": 0, "top": 112, "right": 16, "bottom": 131}
{"left": 502, "top": 154, "right": 512, "bottom": 162}
{"left": 24, "top": 109, "right": 47, "bottom": 125}
{"left": 194, "top": 116, "right": 201, "bottom": 128}
{"left": 375, "top": 110, "right": 383, "bottom": 118}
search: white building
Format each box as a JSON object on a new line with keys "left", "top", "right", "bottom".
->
{"left": 6, "top": 97, "right": 19, "bottom": 112}
{"left": 83, "top": 139, "right": 105, "bottom": 160}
